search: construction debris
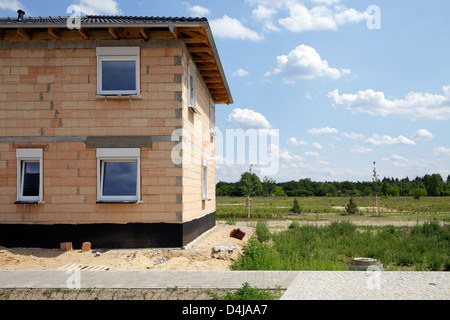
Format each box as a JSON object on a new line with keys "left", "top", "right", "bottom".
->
{"left": 57, "top": 263, "right": 110, "bottom": 271}
{"left": 229, "top": 228, "right": 245, "bottom": 240}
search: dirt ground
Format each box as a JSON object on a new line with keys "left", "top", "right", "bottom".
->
{"left": 0, "top": 219, "right": 438, "bottom": 300}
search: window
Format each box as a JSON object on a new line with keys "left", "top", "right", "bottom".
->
{"left": 188, "top": 62, "right": 198, "bottom": 112}
{"left": 96, "top": 47, "right": 140, "bottom": 96}
{"left": 210, "top": 99, "right": 216, "bottom": 135}
{"left": 16, "top": 149, "right": 43, "bottom": 203}
{"left": 202, "top": 160, "right": 207, "bottom": 200}
{"left": 96, "top": 148, "right": 140, "bottom": 203}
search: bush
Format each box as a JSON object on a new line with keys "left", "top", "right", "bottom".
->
{"left": 290, "top": 198, "right": 302, "bottom": 214}
{"left": 345, "top": 197, "right": 359, "bottom": 215}
{"left": 256, "top": 221, "right": 271, "bottom": 243}
{"left": 412, "top": 187, "right": 427, "bottom": 199}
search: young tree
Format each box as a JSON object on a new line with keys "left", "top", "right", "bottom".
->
{"left": 262, "top": 176, "right": 276, "bottom": 197}
{"left": 239, "top": 165, "right": 262, "bottom": 218}
{"left": 372, "top": 161, "right": 381, "bottom": 216}
{"left": 290, "top": 198, "right": 302, "bottom": 214}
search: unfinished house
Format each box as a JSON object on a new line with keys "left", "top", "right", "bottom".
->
{"left": 0, "top": 12, "right": 232, "bottom": 248}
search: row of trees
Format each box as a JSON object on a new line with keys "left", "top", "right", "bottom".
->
{"left": 216, "top": 172, "right": 450, "bottom": 198}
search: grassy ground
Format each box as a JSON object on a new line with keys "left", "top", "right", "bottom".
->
{"left": 231, "top": 220, "right": 450, "bottom": 271}
{"left": 216, "top": 196, "right": 450, "bottom": 222}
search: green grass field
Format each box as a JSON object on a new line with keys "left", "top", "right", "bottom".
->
{"left": 217, "top": 196, "right": 450, "bottom": 271}
{"left": 216, "top": 196, "right": 450, "bottom": 222}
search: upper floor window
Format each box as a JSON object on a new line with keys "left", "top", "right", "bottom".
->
{"left": 188, "top": 62, "right": 197, "bottom": 108}
{"left": 96, "top": 47, "right": 140, "bottom": 96}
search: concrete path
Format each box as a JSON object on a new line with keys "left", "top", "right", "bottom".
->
{"left": 0, "top": 270, "right": 448, "bottom": 300}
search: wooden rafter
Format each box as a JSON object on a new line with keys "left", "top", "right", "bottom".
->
{"left": 17, "top": 28, "right": 31, "bottom": 40}
{"left": 78, "top": 28, "right": 89, "bottom": 40}
{"left": 108, "top": 27, "right": 119, "bottom": 39}
{"left": 47, "top": 28, "right": 60, "bottom": 40}
{"left": 139, "top": 27, "right": 149, "bottom": 39}
{"left": 192, "top": 52, "right": 215, "bottom": 63}
{"left": 187, "top": 46, "right": 211, "bottom": 54}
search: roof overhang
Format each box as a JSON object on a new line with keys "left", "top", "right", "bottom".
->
{"left": 0, "top": 16, "right": 233, "bottom": 105}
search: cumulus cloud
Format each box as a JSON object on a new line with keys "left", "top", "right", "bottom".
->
{"left": 312, "top": 142, "right": 323, "bottom": 149}
{"left": 434, "top": 146, "right": 450, "bottom": 157}
{"left": 341, "top": 132, "right": 365, "bottom": 140}
{"left": 304, "top": 151, "right": 320, "bottom": 157}
{"left": 411, "top": 129, "right": 434, "bottom": 141}
{"left": 210, "top": 15, "right": 263, "bottom": 42}
{"left": 365, "top": 134, "right": 416, "bottom": 146}
{"left": 227, "top": 108, "right": 272, "bottom": 129}
{"left": 350, "top": 145, "right": 372, "bottom": 154}
{"left": 187, "top": 4, "right": 210, "bottom": 17}
{"left": 286, "top": 137, "right": 307, "bottom": 146}
{"left": 233, "top": 68, "right": 250, "bottom": 77}
{"left": 307, "top": 127, "right": 338, "bottom": 134}
{"left": 328, "top": 85, "right": 450, "bottom": 120}
{"left": 269, "top": 45, "right": 350, "bottom": 83}
{"left": 278, "top": 4, "right": 369, "bottom": 32}
{"left": 0, "top": 0, "right": 24, "bottom": 11}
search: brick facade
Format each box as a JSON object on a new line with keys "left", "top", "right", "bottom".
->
{"left": 0, "top": 38, "right": 219, "bottom": 247}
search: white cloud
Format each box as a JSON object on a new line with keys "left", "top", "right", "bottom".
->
{"left": 307, "top": 126, "right": 338, "bottom": 134}
{"left": 334, "top": 8, "right": 370, "bottom": 25}
{"left": 278, "top": 3, "right": 368, "bottom": 32}
{"left": 210, "top": 15, "right": 263, "bottom": 42}
{"left": 434, "top": 146, "right": 450, "bottom": 157}
{"left": 350, "top": 145, "right": 372, "bottom": 154}
{"left": 187, "top": 5, "right": 210, "bottom": 17}
{"left": 312, "top": 0, "right": 340, "bottom": 5}
{"left": 75, "top": 0, "right": 122, "bottom": 15}
{"left": 233, "top": 68, "right": 250, "bottom": 77}
{"left": 0, "top": 0, "right": 24, "bottom": 11}
{"left": 270, "top": 45, "right": 350, "bottom": 83}
{"left": 365, "top": 134, "right": 416, "bottom": 146}
{"left": 328, "top": 85, "right": 450, "bottom": 120}
{"left": 411, "top": 129, "right": 434, "bottom": 141}
{"left": 341, "top": 132, "right": 365, "bottom": 140}
{"left": 312, "top": 142, "right": 323, "bottom": 149}
{"left": 279, "top": 4, "right": 337, "bottom": 32}
{"left": 304, "top": 151, "right": 320, "bottom": 157}
{"left": 286, "top": 137, "right": 307, "bottom": 146}
{"left": 227, "top": 108, "right": 272, "bottom": 129}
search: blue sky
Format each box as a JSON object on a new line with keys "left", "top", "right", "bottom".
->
{"left": 1, "top": 0, "right": 449, "bottom": 183}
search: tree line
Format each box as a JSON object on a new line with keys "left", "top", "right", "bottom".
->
{"left": 216, "top": 172, "right": 450, "bottom": 198}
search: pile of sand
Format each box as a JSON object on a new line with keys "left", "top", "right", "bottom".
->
{"left": 0, "top": 222, "right": 254, "bottom": 271}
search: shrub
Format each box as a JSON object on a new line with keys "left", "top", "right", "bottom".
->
{"left": 412, "top": 187, "right": 427, "bottom": 199}
{"left": 256, "top": 220, "right": 271, "bottom": 243}
{"left": 345, "top": 197, "right": 359, "bottom": 215}
{"left": 290, "top": 198, "right": 302, "bottom": 214}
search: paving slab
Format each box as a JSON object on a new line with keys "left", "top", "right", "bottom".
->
{"left": 0, "top": 270, "right": 299, "bottom": 290}
{"left": 280, "top": 271, "right": 450, "bottom": 300}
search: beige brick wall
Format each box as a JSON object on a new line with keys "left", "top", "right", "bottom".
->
{"left": 0, "top": 40, "right": 197, "bottom": 225}
{"left": 180, "top": 45, "right": 216, "bottom": 223}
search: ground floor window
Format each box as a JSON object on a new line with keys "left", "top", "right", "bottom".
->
{"left": 16, "top": 148, "right": 43, "bottom": 203}
{"left": 96, "top": 148, "right": 140, "bottom": 203}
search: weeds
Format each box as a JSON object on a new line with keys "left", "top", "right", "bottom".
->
{"left": 212, "top": 282, "right": 282, "bottom": 300}
{"left": 232, "top": 220, "right": 449, "bottom": 271}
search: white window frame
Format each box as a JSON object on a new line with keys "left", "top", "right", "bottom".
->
{"left": 202, "top": 160, "right": 207, "bottom": 200}
{"left": 16, "top": 148, "right": 43, "bottom": 203}
{"left": 96, "top": 148, "right": 141, "bottom": 203}
{"left": 96, "top": 47, "right": 140, "bottom": 96}
{"left": 188, "top": 62, "right": 197, "bottom": 109}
